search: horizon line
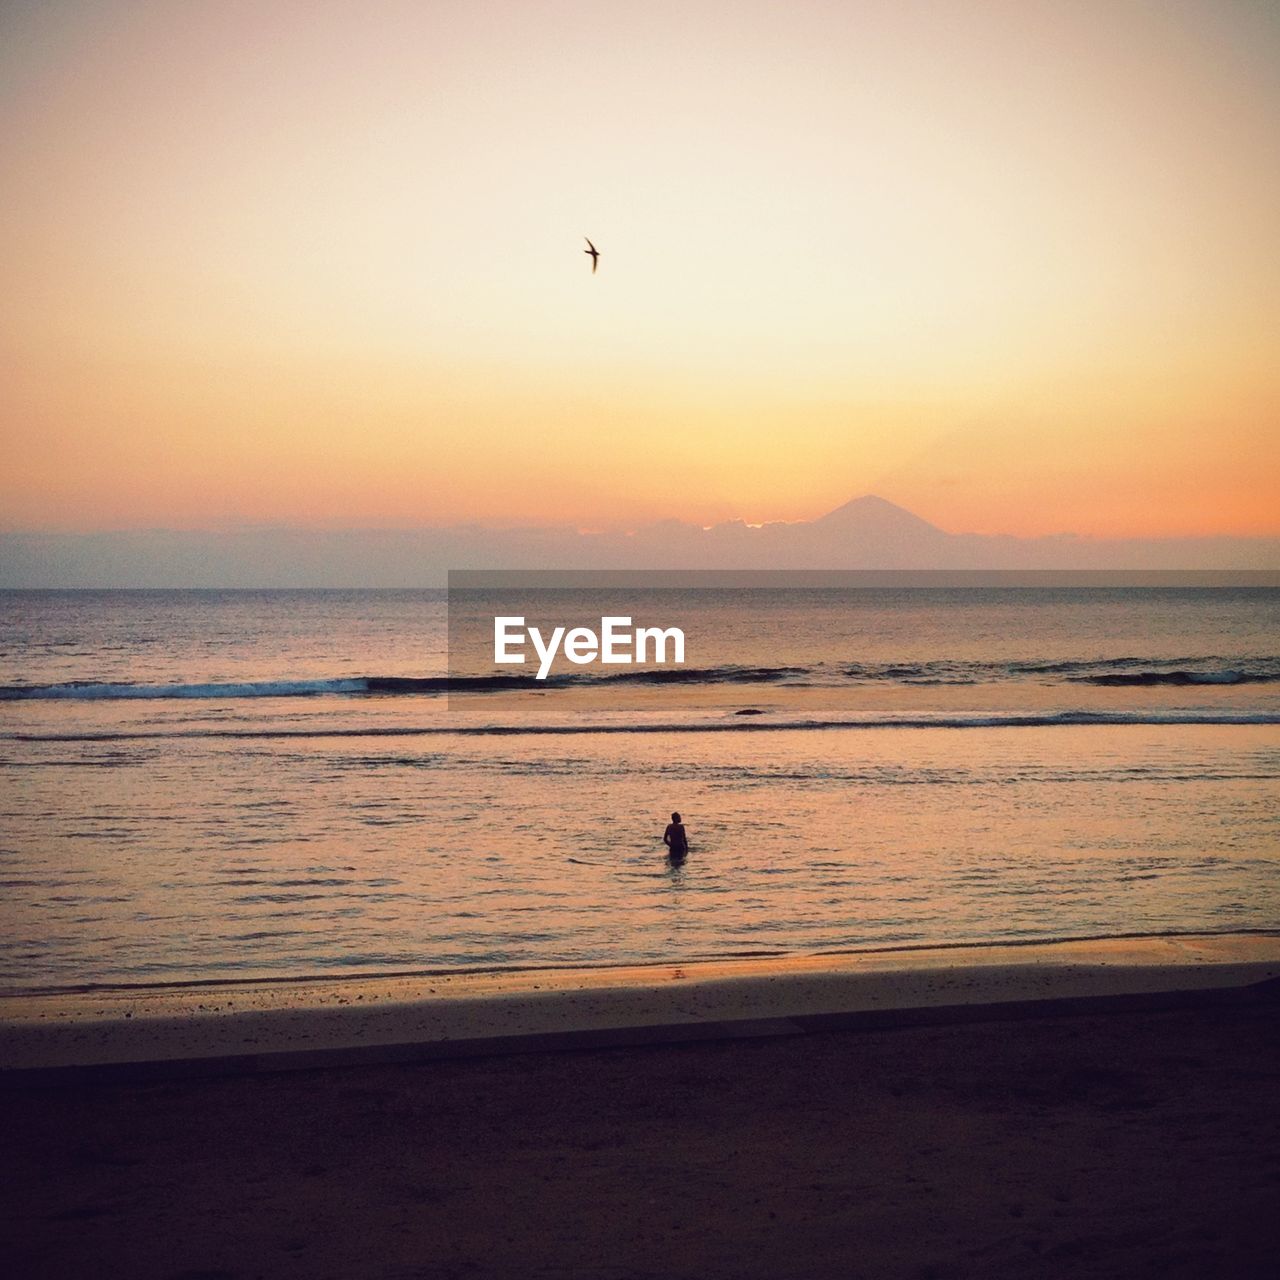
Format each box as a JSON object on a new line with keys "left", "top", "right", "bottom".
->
{"left": 4, "top": 493, "right": 1280, "bottom": 543}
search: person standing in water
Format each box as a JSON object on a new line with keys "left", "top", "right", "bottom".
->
{"left": 663, "top": 812, "right": 689, "bottom": 861}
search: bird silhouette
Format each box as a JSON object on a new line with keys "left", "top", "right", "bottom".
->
{"left": 584, "top": 237, "right": 599, "bottom": 274}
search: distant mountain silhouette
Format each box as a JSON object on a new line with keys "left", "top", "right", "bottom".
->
{"left": 1, "top": 495, "right": 1277, "bottom": 585}
{"left": 812, "top": 494, "right": 945, "bottom": 537}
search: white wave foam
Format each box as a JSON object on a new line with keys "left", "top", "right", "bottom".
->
{"left": 0, "top": 678, "right": 368, "bottom": 701}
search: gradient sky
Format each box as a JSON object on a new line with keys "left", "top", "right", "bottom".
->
{"left": 2, "top": 0, "right": 1278, "bottom": 538}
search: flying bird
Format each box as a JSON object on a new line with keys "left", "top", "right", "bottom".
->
{"left": 584, "top": 237, "right": 599, "bottom": 274}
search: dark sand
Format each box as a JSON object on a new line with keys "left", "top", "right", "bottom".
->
{"left": 3, "top": 996, "right": 1278, "bottom": 1279}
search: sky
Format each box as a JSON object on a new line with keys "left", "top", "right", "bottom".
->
{"left": 2, "top": 0, "right": 1278, "bottom": 540}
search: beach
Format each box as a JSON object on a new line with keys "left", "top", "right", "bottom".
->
{"left": 2, "top": 593, "right": 1277, "bottom": 1277}
{"left": 3, "top": 936, "right": 1278, "bottom": 1278}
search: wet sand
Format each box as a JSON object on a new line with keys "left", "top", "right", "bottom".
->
{"left": 3, "top": 991, "right": 1279, "bottom": 1279}
{"left": 4, "top": 933, "right": 1278, "bottom": 1078}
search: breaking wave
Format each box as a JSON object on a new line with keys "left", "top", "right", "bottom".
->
{"left": 1, "top": 657, "right": 1275, "bottom": 701}
{"left": 0, "top": 665, "right": 808, "bottom": 700}
{"left": 1070, "top": 670, "right": 1278, "bottom": 687}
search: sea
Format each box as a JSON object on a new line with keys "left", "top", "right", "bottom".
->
{"left": 1, "top": 585, "right": 1277, "bottom": 993}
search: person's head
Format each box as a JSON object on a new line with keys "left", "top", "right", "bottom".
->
{"left": 671, "top": 812, "right": 681, "bottom": 823}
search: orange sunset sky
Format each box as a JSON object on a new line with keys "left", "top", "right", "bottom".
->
{"left": 2, "top": 0, "right": 1278, "bottom": 539}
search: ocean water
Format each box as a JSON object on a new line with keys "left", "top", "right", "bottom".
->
{"left": 1, "top": 586, "right": 1277, "bottom": 992}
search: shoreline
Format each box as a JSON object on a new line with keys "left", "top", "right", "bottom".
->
{"left": 6, "top": 924, "right": 1276, "bottom": 999}
{"left": 4, "top": 931, "right": 1277, "bottom": 1084}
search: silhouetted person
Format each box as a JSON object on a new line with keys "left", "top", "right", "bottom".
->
{"left": 663, "top": 811, "right": 688, "bottom": 862}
